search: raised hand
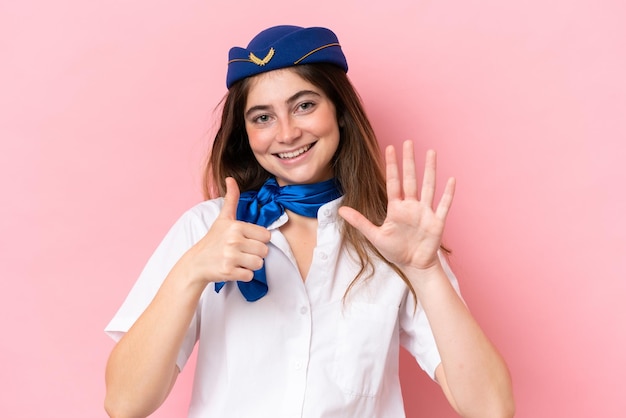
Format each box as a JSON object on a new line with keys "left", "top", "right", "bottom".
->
{"left": 338, "top": 140, "right": 455, "bottom": 273}
{"left": 177, "top": 177, "right": 271, "bottom": 286}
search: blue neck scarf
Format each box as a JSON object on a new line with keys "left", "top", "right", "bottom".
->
{"left": 214, "top": 177, "right": 342, "bottom": 301}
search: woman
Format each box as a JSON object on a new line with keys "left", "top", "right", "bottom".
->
{"left": 105, "top": 25, "right": 514, "bottom": 417}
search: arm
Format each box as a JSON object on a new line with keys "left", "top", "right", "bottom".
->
{"left": 104, "top": 271, "right": 201, "bottom": 418}
{"left": 339, "top": 141, "right": 514, "bottom": 418}
{"left": 410, "top": 262, "right": 514, "bottom": 418}
{"left": 104, "top": 178, "right": 271, "bottom": 418}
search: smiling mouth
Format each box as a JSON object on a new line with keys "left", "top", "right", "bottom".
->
{"left": 275, "top": 143, "right": 314, "bottom": 159}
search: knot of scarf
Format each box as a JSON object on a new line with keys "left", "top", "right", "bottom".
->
{"left": 214, "top": 177, "right": 342, "bottom": 301}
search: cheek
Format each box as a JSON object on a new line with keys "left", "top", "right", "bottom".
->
{"left": 319, "top": 110, "right": 340, "bottom": 138}
{"left": 323, "top": 121, "right": 341, "bottom": 150}
{"left": 245, "top": 129, "right": 267, "bottom": 154}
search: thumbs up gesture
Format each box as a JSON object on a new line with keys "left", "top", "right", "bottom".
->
{"left": 175, "top": 177, "right": 271, "bottom": 287}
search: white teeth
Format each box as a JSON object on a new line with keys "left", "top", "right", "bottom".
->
{"left": 277, "top": 144, "right": 312, "bottom": 159}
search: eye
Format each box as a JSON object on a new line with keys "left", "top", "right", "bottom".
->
{"left": 297, "top": 101, "right": 316, "bottom": 112}
{"left": 253, "top": 114, "right": 271, "bottom": 124}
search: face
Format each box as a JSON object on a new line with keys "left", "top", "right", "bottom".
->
{"left": 244, "top": 68, "right": 340, "bottom": 186}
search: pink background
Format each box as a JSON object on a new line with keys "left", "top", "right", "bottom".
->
{"left": 1, "top": 0, "right": 624, "bottom": 417}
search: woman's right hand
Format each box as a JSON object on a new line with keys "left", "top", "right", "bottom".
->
{"left": 175, "top": 177, "right": 271, "bottom": 287}
{"left": 106, "top": 176, "right": 270, "bottom": 417}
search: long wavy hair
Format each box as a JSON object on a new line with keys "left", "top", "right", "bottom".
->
{"left": 203, "top": 63, "right": 417, "bottom": 301}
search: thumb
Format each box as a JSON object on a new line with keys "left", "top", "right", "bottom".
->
{"left": 219, "top": 177, "right": 240, "bottom": 220}
{"left": 338, "top": 206, "right": 378, "bottom": 242}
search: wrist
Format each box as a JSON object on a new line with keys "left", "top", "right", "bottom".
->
{"left": 168, "top": 252, "right": 212, "bottom": 294}
{"left": 402, "top": 261, "right": 447, "bottom": 292}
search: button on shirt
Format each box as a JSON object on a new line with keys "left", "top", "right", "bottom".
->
{"left": 105, "top": 197, "right": 461, "bottom": 418}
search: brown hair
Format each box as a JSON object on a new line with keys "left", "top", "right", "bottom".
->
{"left": 203, "top": 63, "right": 417, "bottom": 301}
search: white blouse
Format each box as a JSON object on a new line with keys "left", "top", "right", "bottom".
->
{"left": 105, "top": 197, "right": 461, "bottom": 418}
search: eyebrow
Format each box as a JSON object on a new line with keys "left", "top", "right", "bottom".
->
{"left": 245, "top": 90, "right": 322, "bottom": 118}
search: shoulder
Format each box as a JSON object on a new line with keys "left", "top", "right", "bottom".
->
{"left": 182, "top": 197, "right": 225, "bottom": 225}
{"left": 163, "top": 198, "right": 226, "bottom": 243}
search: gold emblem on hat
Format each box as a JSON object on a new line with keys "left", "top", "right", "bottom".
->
{"left": 249, "top": 48, "right": 275, "bottom": 66}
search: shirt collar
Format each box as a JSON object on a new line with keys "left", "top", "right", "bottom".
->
{"left": 267, "top": 196, "right": 344, "bottom": 230}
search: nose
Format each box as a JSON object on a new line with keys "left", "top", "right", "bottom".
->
{"left": 276, "top": 117, "right": 301, "bottom": 144}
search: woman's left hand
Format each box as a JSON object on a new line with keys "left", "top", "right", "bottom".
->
{"left": 338, "top": 140, "right": 455, "bottom": 273}
{"left": 340, "top": 141, "right": 516, "bottom": 417}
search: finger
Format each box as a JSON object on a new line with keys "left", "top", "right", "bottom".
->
{"left": 402, "top": 140, "right": 418, "bottom": 199}
{"left": 239, "top": 238, "right": 270, "bottom": 258}
{"left": 338, "top": 206, "right": 378, "bottom": 242}
{"left": 241, "top": 223, "right": 272, "bottom": 244}
{"left": 420, "top": 150, "right": 437, "bottom": 206}
{"left": 435, "top": 177, "right": 456, "bottom": 221}
{"left": 223, "top": 266, "right": 256, "bottom": 283}
{"left": 233, "top": 253, "right": 266, "bottom": 275}
{"left": 219, "top": 177, "right": 240, "bottom": 220}
{"left": 220, "top": 239, "right": 267, "bottom": 280}
{"left": 385, "top": 145, "right": 401, "bottom": 201}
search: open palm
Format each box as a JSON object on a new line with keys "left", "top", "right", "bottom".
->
{"left": 339, "top": 140, "right": 455, "bottom": 271}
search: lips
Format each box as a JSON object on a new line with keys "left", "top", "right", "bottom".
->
{"left": 275, "top": 143, "right": 314, "bottom": 159}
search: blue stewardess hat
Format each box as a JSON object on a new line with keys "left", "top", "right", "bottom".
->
{"left": 226, "top": 25, "right": 348, "bottom": 88}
